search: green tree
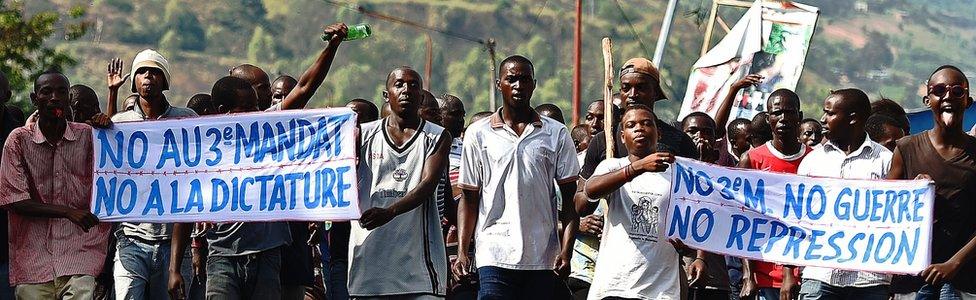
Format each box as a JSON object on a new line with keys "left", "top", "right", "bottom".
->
{"left": 0, "top": 2, "right": 89, "bottom": 111}
{"left": 247, "top": 26, "right": 277, "bottom": 63}
{"left": 214, "top": 0, "right": 267, "bottom": 33}
{"left": 158, "top": 30, "right": 182, "bottom": 58}
{"left": 164, "top": 0, "right": 206, "bottom": 51}
{"left": 114, "top": 1, "right": 165, "bottom": 45}
{"left": 447, "top": 48, "right": 492, "bottom": 112}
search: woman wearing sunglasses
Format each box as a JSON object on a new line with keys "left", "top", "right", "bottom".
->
{"left": 887, "top": 65, "right": 976, "bottom": 300}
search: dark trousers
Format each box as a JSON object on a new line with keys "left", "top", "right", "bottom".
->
{"left": 206, "top": 247, "right": 282, "bottom": 299}
{"left": 798, "top": 279, "right": 888, "bottom": 300}
{"left": 566, "top": 277, "right": 590, "bottom": 300}
{"left": 477, "top": 266, "right": 565, "bottom": 300}
{"left": 689, "top": 287, "right": 731, "bottom": 300}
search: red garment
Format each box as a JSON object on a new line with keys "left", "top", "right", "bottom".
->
{"left": 744, "top": 142, "right": 811, "bottom": 288}
{"left": 0, "top": 122, "right": 110, "bottom": 285}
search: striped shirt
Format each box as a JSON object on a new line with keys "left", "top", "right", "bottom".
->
{"left": 0, "top": 122, "right": 111, "bottom": 285}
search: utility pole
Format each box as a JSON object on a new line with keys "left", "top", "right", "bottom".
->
{"left": 653, "top": 0, "right": 679, "bottom": 68}
{"left": 572, "top": 0, "right": 582, "bottom": 125}
{"left": 487, "top": 39, "right": 497, "bottom": 111}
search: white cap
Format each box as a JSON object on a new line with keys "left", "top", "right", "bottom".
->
{"left": 130, "top": 49, "right": 171, "bottom": 93}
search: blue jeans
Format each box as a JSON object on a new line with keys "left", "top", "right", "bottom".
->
{"left": 726, "top": 256, "right": 743, "bottom": 300}
{"left": 323, "top": 223, "right": 349, "bottom": 300}
{"left": 113, "top": 235, "right": 173, "bottom": 300}
{"left": 798, "top": 279, "right": 888, "bottom": 300}
{"left": 757, "top": 287, "right": 780, "bottom": 300}
{"left": 477, "top": 266, "right": 563, "bottom": 300}
{"left": 182, "top": 249, "right": 205, "bottom": 300}
{"left": 0, "top": 263, "right": 12, "bottom": 300}
{"left": 914, "top": 283, "right": 975, "bottom": 300}
{"left": 113, "top": 234, "right": 196, "bottom": 300}
{"left": 206, "top": 247, "right": 281, "bottom": 299}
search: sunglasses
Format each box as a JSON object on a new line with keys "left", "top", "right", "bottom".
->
{"left": 928, "top": 83, "right": 969, "bottom": 99}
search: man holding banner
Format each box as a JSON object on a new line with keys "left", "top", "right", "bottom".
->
{"left": 582, "top": 104, "right": 682, "bottom": 300}
{"left": 888, "top": 66, "right": 976, "bottom": 300}
{"left": 737, "top": 89, "right": 810, "bottom": 300}
{"left": 347, "top": 67, "right": 450, "bottom": 298}
{"left": 0, "top": 71, "right": 113, "bottom": 299}
{"left": 108, "top": 49, "right": 200, "bottom": 300}
{"left": 166, "top": 23, "right": 352, "bottom": 299}
{"left": 796, "top": 89, "right": 891, "bottom": 300}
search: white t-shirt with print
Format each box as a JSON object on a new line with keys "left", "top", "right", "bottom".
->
{"left": 587, "top": 157, "right": 679, "bottom": 300}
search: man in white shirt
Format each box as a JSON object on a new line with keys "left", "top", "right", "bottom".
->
{"left": 453, "top": 55, "right": 580, "bottom": 299}
{"left": 582, "top": 104, "right": 682, "bottom": 300}
{"left": 797, "top": 89, "right": 892, "bottom": 300}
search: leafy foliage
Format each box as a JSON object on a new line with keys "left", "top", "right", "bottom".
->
{"left": 0, "top": 2, "right": 89, "bottom": 111}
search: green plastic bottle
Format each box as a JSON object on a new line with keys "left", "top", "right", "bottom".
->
{"left": 322, "top": 23, "right": 371, "bottom": 42}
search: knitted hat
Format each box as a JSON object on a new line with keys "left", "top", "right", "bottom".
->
{"left": 130, "top": 49, "right": 171, "bottom": 93}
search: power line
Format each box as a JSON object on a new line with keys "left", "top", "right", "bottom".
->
{"left": 613, "top": 0, "right": 651, "bottom": 57}
{"left": 320, "top": 0, "right": 486, "bottom": 45}
{"left": 524, "top": 0, "right": 551, "bottom": 39}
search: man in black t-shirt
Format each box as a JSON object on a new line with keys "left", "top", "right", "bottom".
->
{"left": 578, "top": 58, "right": 698, "bottom": 179}
{"left": 572, "top": 58, "right": 698, "bottom": 298}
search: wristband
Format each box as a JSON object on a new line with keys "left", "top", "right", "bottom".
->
{"left": 624, "top": 164, "right": 637, "bottom": 180}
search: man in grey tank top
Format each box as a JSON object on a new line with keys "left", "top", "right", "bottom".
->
{"left": 348, "top": 67, "right": 451, "bottom": 299}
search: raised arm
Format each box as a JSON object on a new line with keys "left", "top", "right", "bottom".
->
{"left": 106, "top": 58, "right": 129, "bottom": 117}
{"left": 278, "top": 23, "right": 348, "bottom": 110}
{"left": 359, "top": 131, "right": 452, "bottom": 229}
{"left": 715, "top": 74, "right": 762, "bottom": 138}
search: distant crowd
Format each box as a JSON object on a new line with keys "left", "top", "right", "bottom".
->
{"left": 0, "top": 22, "right": 973, "bottom": 300}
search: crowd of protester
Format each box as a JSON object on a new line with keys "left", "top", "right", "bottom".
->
{"left": 0, "top": 22, "right": 972, "bottom": 300}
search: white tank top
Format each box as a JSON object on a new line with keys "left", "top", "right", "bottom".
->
{"left": 348, "top": 118, "right": 447, "bottom": 297}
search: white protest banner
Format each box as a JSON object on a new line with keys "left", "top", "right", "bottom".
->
{"left": 665, "top": 157, "right": 934, "bottom": 274}
{"left": 680, "top": 1, "right": 818, "bottom": 122}
{"left": 90, "top": 108, "right": 360, "bottom": 223}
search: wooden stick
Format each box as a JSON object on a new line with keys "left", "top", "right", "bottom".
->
{"left": 601, "top": 37, "right": 615, "bottom": 159}
{"left": 700, "top": 0, "right": 719, "bottom": 56}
